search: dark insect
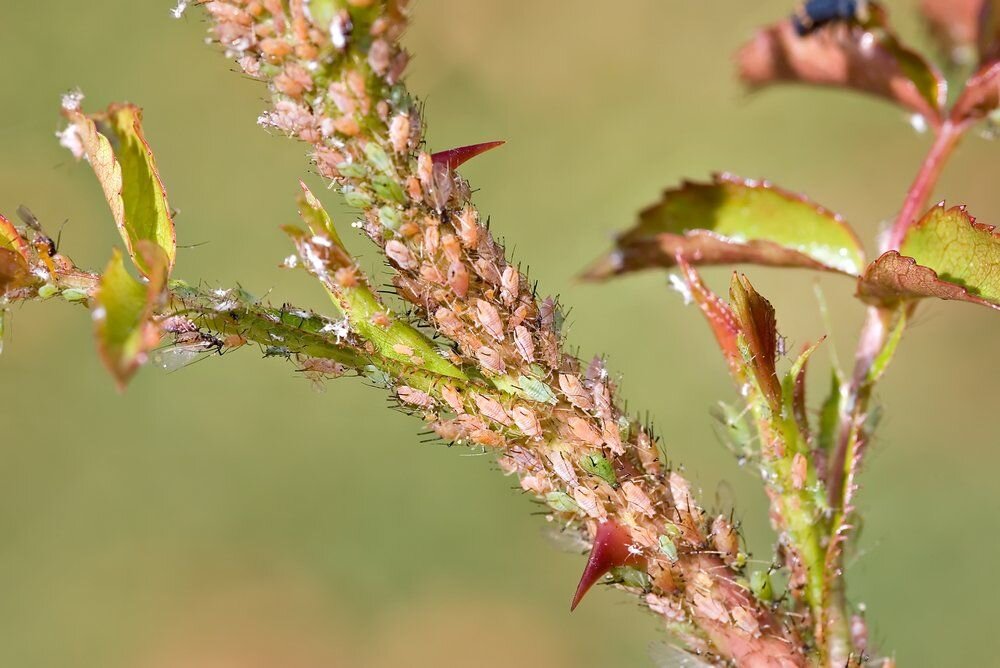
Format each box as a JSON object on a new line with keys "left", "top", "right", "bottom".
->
{"left": 792, "top": 0, "right": 869, "bottom": 36}
{"left": 16, "top": 205, "right": 57, "bottom": 257}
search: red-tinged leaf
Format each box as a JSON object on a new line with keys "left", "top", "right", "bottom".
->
{"left": 737, "top": 9, "right": 946, "bottom": 124}
{"left": 571, "top": 520, "right": 646, "bottom": 611}
{"left": 858, "top": 251, "right": 999, "bottom": 310}
{"left": 729, "top": 273, "right": 782, "bottom": 409}
{"left": 919, "top": 0, "right": 984, "bottom": 65}
{"left": 952, "top": 60, "right": 1000, "bottom": 123}
{"left": 583, "top": 175, "right": 865, "bottom": 280}
{"left": 676, "top": 257, "right": 742, "bottom": 369}
{"left": 93, "top": 242, "right": 168, "bottom": 391}
{"left": 63, "top": 103, "right": 177, "bottom": 278}
{"left": 0, "top": 214, "right": 30, "bottom": 260}
{"left": 430, "top": 141, "right": 505, "bottom": 171}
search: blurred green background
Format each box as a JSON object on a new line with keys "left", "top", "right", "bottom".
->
{"left": 1, "top": 1, "right": 997, "bottom": 666}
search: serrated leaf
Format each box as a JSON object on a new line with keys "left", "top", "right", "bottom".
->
{"left": 858, "top": 205, "right": 1000, "bottom": 311}
{"left": 676, "top": 258, "right": 742, "bottom": 368}
{"left": 93, "top": 243, "right": 167, "bottom": 390}
{"left": 64, "top": 103, "right": 176, "bottom": 277}
{"left": 737, "top": 5, "right": 946, "bottom": 124}
{"left": 730, "top": 273, "right": 781, "bottom": 410}
{"left": 952, "top": 60, "right": 1000, "bottom": 124}
{"left": 584, "top": 175, "right": 864, "bottom": 280}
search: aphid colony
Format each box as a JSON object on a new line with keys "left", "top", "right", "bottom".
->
{"left": 203, "top": 0, "right": 787, "bottom": 643}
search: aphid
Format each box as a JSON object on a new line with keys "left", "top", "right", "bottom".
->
{"left": 472, "top": 392, "right": 511, "bottom": 426}
{"left": 567, "top": 416, "right": 602, "bottom": 446}
{"left": 547, "top": 450, "right": 579, "bottom": 487}
{"left": 441, "top": 384, "right": 464, "bottom": 414}
{"left": 500, "top": 266, "right": 519, "bottom": 306}
{"left": 475, "top": 346, "right": 506, "bottom": 374}
{"left": 475, "top": 299, "right": 504, "bottom": 341}
{"left": 579, "top": 453, "right": 618, "bottom": 488}
{"left": 792, "top": 0, "right": 869, "bottom": 36}
{"left": 513, "top": 325, "right": 535, "bottom": 363}
{"left": 509, "top": 405, "right": 542, "bottom": 438}
{"left": 447, "top": 261, "right": 469, "bottom": 297}
{"left": 791, "top": 452, "right": 808, "bottom": 490}
{"left": 572, "top": 486, "right": 608, "bottom": 521}
{"left": 454, "top": 205, "right": 479, "bottom": 249}
{"left": 385, "top": 240, "right": 417, "bottom": 270}
{"left": 622, "top": 480, "right": 656, "bottom": 518}
{"left": 559, "top": 373, "right": 593, "bottom": 411}
{"left": 397, "top": 386, "right": 434, "bottom": 409}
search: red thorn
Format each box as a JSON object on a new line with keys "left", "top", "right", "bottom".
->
{"left": 570, "top": 520, "right": 646, "bottom": 611}
{"left": 430, "top": 141, "right": 505, "bottom": 171}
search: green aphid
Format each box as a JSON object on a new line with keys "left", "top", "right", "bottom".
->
{"left": 61, "top": 288, "right": 89, "bottom": 303}
{"left": 545, "top": 491, "right": 578, "bottom": 513}
{"left": 364, "top": 365, "right": 393, "bottom": 389}
{"left": 609, "top": 565, "right": 651, "bottom": 591}
{"left": 37, "top": 283, "right": 59, "bottom": 299}
{"left": 658, "top": 535, "right": 679, "bottom": 563}
{"left": 517, "top": 375, "right": 558, "bottom": 405}
{"left": 662, "top": 522, "right": 681, "bottom": 539}
{"left": 336, "top": 161, "right": 367, "bottom": 179}
{"left": 580, "top": 453, "right": 618, "bottom": 488}
{"left": 370, "top": 175, "right": 406, "bottom": 205}
{"left": 750, "top": 570, "right": 774, "bottom": 602}
{"left": 363, "top": 142, "right": 394, "bottom": 175}
{"left": 378, "top": 206, "right": 402, "bottom": 231}
{"left": 342, "top": 187, "right": 373, "bottom": 209}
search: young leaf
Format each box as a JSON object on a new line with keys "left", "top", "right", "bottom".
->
{"left": 951, "top": 60, "right": 1000, "bottom": 124}
{"left": 93, "top": 243, "right": 168, "bottom": 390}
{"left": 730, "top": 273, "right": 782, "bottom": 410}
{"left": 288, "top": 186, "right": 468, "bottom": 381}
{"left": 63, "top": 104, "right": 177, "bottom": 277}
{"left": 583, "top": 175, "right": 865, "bottom": 280}
{"left": 737, "top": 7, "right": 946, "bottom": 125}
{"left": 858, "top": 204, "right": 1000, "bottom": 311}
{"left": 676, "top": 258, "right": 742, "bottom": 369}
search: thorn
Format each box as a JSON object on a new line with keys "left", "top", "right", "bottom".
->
{"left": 570, "top": 520, "right": 646, "bottom": 611}
{"left": 431, "top": 141, "right": 505, "bottom": 171}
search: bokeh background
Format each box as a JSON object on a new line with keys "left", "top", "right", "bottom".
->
{"left": 1, "top": 1, "right": 997, "bottom": 666}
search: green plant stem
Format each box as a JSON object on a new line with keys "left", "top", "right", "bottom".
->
{"left": 822, "top": 118, "right": 969, "bottom": 666}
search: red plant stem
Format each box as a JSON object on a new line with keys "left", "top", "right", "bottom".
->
{"left": 883, "top": 120, "right": 964, "bottom": 253}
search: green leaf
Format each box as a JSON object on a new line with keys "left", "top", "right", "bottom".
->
{"left": 584, "top": 175, "right": 865, "bottom": 280}
{"left": 858, "top": 205, "right": 1000, "bottom": 311}
{"left": 64, "top": 103, "right": 177, "bottom": 277}
{"left": 287, "top": 187, "right": 467, "bottom": 381}
{"left": 93, "top": 243, "right": 168, "bottom": 390}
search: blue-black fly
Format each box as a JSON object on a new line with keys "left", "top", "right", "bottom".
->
{"left": 792, "top": 0, "right": 869, "bottom": 36}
